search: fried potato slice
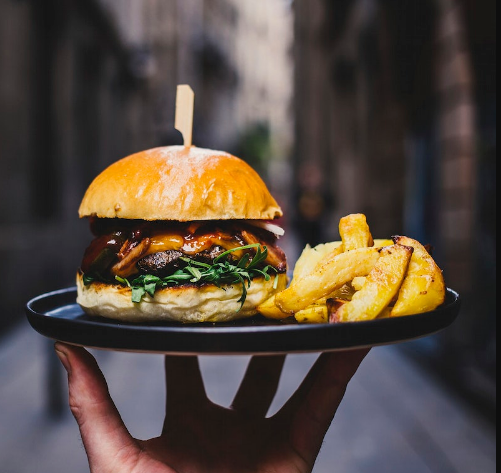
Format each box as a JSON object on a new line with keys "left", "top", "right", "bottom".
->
{"left": 294, "top": 303, "right": 329, "bottom": 324}
{"left": 326, "top": 298, "right": 348, "bottom": 317}
{"left": 373, "top": 239, "right": 393, "bottom": 248}
{"left": 331, "top": 244, "right": 413, "bottom": 323}
{"left": 258, "top": 251, "right": 354, "bottom": 321}
{"left": 293, "top": 238, "right": 390, "bottom": 284}
{"left": 377, "top": 307, "right": 391, "bottom": 319}
{"left": 259, "top": 282, "right": 356, "bottom": 321}
{"left": 339, "top": 213, "right": 374, "bottom": 250}
{"left": 312, "top": 284, "right": 357, "bottom": 306}
{"left": 292, "top": 241, "right": 343, "bottom": 281}
{"left": 327, "top": 283, "right": 356, "bottom": 301}
{"left": 275, "top": 247, "right": 382, "bottom": 313}
{"left": 351, "top": 276, "right": 366, "bottom": 291}
{"left": 256, "top": 294, "right": 290, "bottom": 319}
{"left": 390, "top": 236, "right": 446, "bottom": 317}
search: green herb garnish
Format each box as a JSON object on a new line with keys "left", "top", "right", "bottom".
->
{"left": 115, "top": 244, "right": 277, "bottom": 310}
{"left": 83, "top": 274, "right": 95, "bottom": 285}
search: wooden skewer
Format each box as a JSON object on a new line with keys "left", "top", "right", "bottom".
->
{"left": 175, "top": 84, "right": 195, "bottom": 148}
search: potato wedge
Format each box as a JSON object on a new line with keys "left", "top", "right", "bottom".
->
{"left": 293, "top": 241, "right": 343, "bottom": 281}
{"left": 373, "top": 239, "right": 393, "bottom": 248}
{"left": 256, "top": 294, "right": 290, "bottom": 319}
{"left": 331, "top": 244, "right": 413, "bottom": 323}
{"left": 311, "top": 241, "right": 344, "bottom": 258}
{"left": 275, "top": 247, "right": 382, "bottom": 313}
{"left": 292, "top": 244, "right": 313, "bottom": 281}
{"left": 351, "top": 276, "right": 366, "bottom": 291}
{"left": 339, "top": 213, "right": 374, "bottom": 250}
{"left": 377, "top": 307, "right": 391, "bottom": 319}
{"left": 294, "top": 304, "right": 328, "bottom": 323}
{"left": 293, "top": 239, "right": 389, "bottom": 283}
{"left": 259, "top": 282, "right": 355, "bottom": 321}
{"left": 326, "top": 298, "right": 348, "bottom": 317}
{"left": 311, "top": 284, "right": 356, "bottom": 305}
{"left": 327, "top": 283, "right": 356, "bottom": 301}
{"left": 390, "top": 236, "right": 446, "bottom": 317}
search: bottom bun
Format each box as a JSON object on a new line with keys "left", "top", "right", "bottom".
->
{"left": 76, "top": 272, "right": 288, "bottom": 323}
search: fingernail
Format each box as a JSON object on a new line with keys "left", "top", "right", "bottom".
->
{"left": 54, "top": 343, "right": 71, "bottom": 374}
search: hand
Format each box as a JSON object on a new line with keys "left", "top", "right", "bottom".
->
{"left": 55, "top": 342, "right": 368, "bottom": 473}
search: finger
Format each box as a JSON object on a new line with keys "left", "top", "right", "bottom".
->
{"left": 231, "top": 355, "right": 286, "bottom": 417}
{"left": 164, "top": 355, "right": 207, "bottom": 405}
{"left": 277, "top": 348, "right": 369, "bottom": 465}
{"left": 163, "top": 356, "right": 207, "bottom": 432}
{"left": 54, "top": 342, "right": 139, "bottom": 470}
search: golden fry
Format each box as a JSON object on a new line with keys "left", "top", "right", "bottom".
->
{"left": 275, "top": 247, "right": 381, "bottom": 313}
{"left": 294, "top": 304, "right": 328, "bottom": 324}
{"left": 373, "top": 239, "right": 393, "bottom": 248}
{"left": 390, "top": 236, "right": 446, "bottom": 317}
{"left": 377, "top": 307, "right": 391, "bottom": 319}
{"left": 326, "top": 298, "right": 348, "bottom": 321}
{"left": 256, "top": 294, "right": 289, "bottom": 320}
{"left": 332, "top": 244, "right": 413, "bottom": 323}
{"left": 339, "top": 213, "right": 374, "bottom": 250}
{"left": 292, "top": 241, "right": 343, "bottom": 281}
{"left": 293, "top": 239, "right": 388, "bottom": 283}
{"left": 311, "top": 284, "right": 356, "bottom": 306}
{"left": 351, "top": 276, "right": 366, "bottom": 291}
{"left": 263, "top": 213, "right": 446, "bottom": 324}
{"left": 327, "top": 283, "right": 356, "bottom": 301}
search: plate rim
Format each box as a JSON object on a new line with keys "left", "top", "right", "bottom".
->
{"left": 25, "top": 286, "right": 461, "bottom": 354}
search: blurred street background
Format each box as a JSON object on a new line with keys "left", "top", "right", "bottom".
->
{"left": 0, "top": 0, "right": 496, "bottom": 472}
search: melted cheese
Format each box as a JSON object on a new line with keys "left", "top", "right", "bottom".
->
{"left": 146, "top": 234, "right": 184, "bottom": 254}
{"left": 146, "top": 232, "right": 243, "bottom": 257}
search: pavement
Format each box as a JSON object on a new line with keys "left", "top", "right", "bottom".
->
{"left": 0, "top": 318, "right": 496, "bottom": 473}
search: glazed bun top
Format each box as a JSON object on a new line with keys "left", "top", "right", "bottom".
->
{"left": 78, "top": 146, "right": 282, "bottom": 221}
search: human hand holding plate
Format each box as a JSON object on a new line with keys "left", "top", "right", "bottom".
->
{"left": 54, "top": 342, "right": 368, "bottom": 473}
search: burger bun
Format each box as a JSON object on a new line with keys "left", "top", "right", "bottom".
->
{"left": 78, "top": 146, "right": 282, "bottom": 222}
{"left": 76, "top": 272, "right": 288, "bottom": 323}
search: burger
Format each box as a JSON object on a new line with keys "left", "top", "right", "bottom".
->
{"left": 76, "top": 145, "right": 288, "bottom": 323}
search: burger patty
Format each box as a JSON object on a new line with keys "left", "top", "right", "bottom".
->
{"left": 136, "top": 245, "right": 229, "bottom": 277}
{"left": 81, "top": 219, "right": 287, "bottom": 283}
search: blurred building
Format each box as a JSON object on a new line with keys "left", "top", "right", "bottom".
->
{"left": 0, "top": 0, "right": 494, "bottom": 419}
{"left": 293, "top": 0, "right": 496, "bottom": 412}
{"left": 0, "top": 0, "right": 293, "bottom": 333}
{"left": 96, "top": 0, "right": 294, "bottom": 168}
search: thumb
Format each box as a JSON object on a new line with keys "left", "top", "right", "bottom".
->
{"left": 54, "top": 342, "right": 140, "bottom": 472}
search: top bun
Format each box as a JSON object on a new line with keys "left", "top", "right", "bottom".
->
{"left": 79, "top": 146, "right": 282, "bottom": 221}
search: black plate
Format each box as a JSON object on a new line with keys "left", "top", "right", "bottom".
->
{"left": 25, "top": 287, "right": 461, "bottom": 355}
